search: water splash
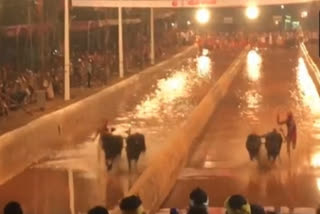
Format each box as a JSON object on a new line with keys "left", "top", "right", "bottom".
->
{"left": 296, "top": 57, "right": 320, "bottom": 115}
{"left": 311, "top": 153, "right": 320, "bottom": 168}
{"left": 197, "top": 55, "right": 212, "bottom": 78}
{"left": 246, "top": 50, "right": 262, "bottom": 82}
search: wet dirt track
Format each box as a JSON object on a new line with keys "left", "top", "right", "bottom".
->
{"left": 163, "top": 46, "right": 320, "bottom": 209}
{"left": 0, "top": 49, "right": 241, "bottom": 214}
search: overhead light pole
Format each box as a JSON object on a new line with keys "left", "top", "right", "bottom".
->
{"left": 150, "top": 8, "right": 155, "bottom": 65}
{"left": 64, "top": 0, "right": 70, "bottom": 101}
{"left": 118, "top": 7, "right": 124, "bottom": 78}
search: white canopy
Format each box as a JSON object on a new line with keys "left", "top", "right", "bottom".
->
{"left": 72, "top": 0, "right": 318, "bottom": 8}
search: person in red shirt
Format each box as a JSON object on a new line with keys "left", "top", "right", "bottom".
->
{"left": 277, "top": 111, "right": 297, "bottom": 156}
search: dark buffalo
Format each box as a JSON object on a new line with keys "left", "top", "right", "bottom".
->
{"left": 100, "top": 132, "right": 123, "bottom": 170}
{"left": 264, "top": 129, "right": 283, "bottom": 161}
{"left": 126, "top": 132, "right": 146, "bottom": 172}
{"left": 246, "top": 134, "right": 262, "bottom": 161}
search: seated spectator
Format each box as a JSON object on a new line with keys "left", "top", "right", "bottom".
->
{"left": 187, "top": 206, "right": 208, "bottom": 214}
{"left": 189, "top": 187, "right": 209, "bottom": 208}
{"left": 88, "top": 206, "right": 109, "bottom": 214}
{"left": 120, "top": 195, "right": 145, "bottom": 214}
{"left": 4, "top": 201, "right": 23, "bottom": 214}
{"left": 170, "top": 208, "right": 179, "bottom": 214}
{"left": 225, "top": 194, "right": 265, "bottom": 214}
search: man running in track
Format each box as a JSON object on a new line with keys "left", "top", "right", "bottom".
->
{"left": 277, "top": 111, "right": 297, "bottom": 156}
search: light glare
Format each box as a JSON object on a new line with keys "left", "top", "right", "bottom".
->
{"left": 301, "top": 11, "right": 308, "bottom": 18}
{"left": 297, "top": 57, "right": 320, "bottom": 115}
{"left": 246, "top": 6, "right": 259, "bottom": 20}
{"left": 196, "top": 8, "right": 210, "bottom": 24}
{"left": 312, "top": 153, "right": 320, "bottom": 168}
{"left": 247, "top": 50, "right": 262, "bottom": 81}
{"left": 197, "top": 51, "right": 211, "bottom": 78}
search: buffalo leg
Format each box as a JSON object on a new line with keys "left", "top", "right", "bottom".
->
{"left": 135, "top": 155, "right": 141, "bottom": 170}
{"left": 134, "top": 159, "right": 139, "bottom": 171}
{"left": 248, "top": 151, "right": 254, "bottom": 161}
{"left": 127, "top": 158, "right": 132, "bottom": 173}
{"left": 107, "top": 159, "right": 113, "bottom": 171}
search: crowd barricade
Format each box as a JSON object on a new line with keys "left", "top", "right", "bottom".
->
{"left": 196, "top": 31, "right": 312, "bottom": 52}
{"left": 156, "top": 207, "right": 317, "bottom": 214}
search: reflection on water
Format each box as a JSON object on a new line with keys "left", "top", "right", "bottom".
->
{"left": 296, "top": 57, "right": 320, "bottom": 168}
{"left": 35, "top": 55, "right": 213, "bottom": 173}
{"left": 247, "top": 50, "right": 262, "bottom": 82}
{"left": 313, "top": 120, "right": 320, "bottom": 129}
{"left": 204, "top": 160, "right": 214, "bottom": 169}
{"left": 245, "top": 90, "right": 262, "bottom": 109}
{"left": 317, "top": 178, "right": 320, "bottom": 191}
{"left": 297, "top": 57, "right": 320, "bottom": 115}
{"left": 135, "top": 71, "right": 188, "bottom": 119}
{"left": 311, "top": 153, "right": 320, "bottom": 168}
{"left": 133, "top": 57, "right": 212, "bottom": 121}
{"left": 12, "top": 54, "right": 214, "bottom": 212}
{"left": 240, "top": 50, "right": 262, "bottom": 122}
{"left": 197, "top": 55, "right": 212, "bottom": 78}
{"left": 165, "top": 48, "right": 320, "bottom": 209}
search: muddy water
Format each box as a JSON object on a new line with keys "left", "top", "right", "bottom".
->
{"left": 164, "top": 48, "right": 320, "bottom": 209}
{"left": 0, "top": 50, "right": 241, "bottom": 214}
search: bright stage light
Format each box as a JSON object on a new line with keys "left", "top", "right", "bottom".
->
{"left": 196, "top": 8, "right": 210, "bottom": 24}
{"left": 246, "top": 6, "right": 259, "bottom": 20}
{"left": 301, "top": 11, "right": 308, "bottom": 18}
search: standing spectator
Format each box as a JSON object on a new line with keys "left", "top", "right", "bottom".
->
{"left": 74, "top": 58, "right": 83, "bottom": 87}
{"left": 104, "top": 52, "right": 110, "bottom": 84}
{"left": 87, "top": 59, "right": 93, "bottom": 88}
{"left": 43, "top": 72, "right": 54, "bottom": 100}
{"left": 27, "top": 69, "right": 36, "bottom": 100}
{"left": 0, "top": 96, "right": 9, "bottom": 116}
{"left": 1, "top": 66, "right": 8, "bottom": 83}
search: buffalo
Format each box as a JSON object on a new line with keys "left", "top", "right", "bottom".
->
{"left": 100, "top": 131, "right": 123, "bottom": 170}
{"left": 246, "top": 134, "right": 262, "bottom": 161}
{"left": 100, "top": 127, "right": 146, "bottom": 172}
{"left": 246, "top": 129, "right": 283, "bottom": 163}
{"left": 264, "top": 129, "right": 283, "bottom": 161}
{"left": 126, "top": 132, "right": 146, "bottom": 172}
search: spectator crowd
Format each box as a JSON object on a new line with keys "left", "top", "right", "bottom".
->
{"left": 4, "top": 188, "right": 320, "bottom": 214}
{"left": 197, "top": 30, "right": 318, "bottom": 52}
{"left": 0, "top": 29, "right": 318, "bottom": 120}
{"left": 0, "top": 28, "right": 195, "bottom": 117}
